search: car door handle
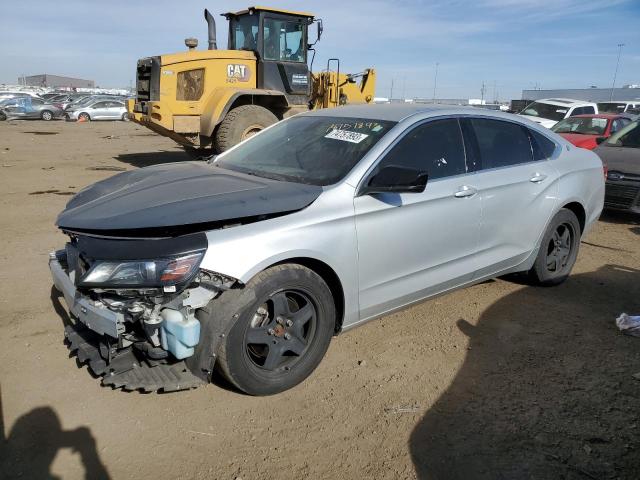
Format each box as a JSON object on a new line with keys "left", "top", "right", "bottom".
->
{"left": 530, "top": 173, "right": 548, "bottom": 183}
{"left": 454, "top": 186, "right": 478, "bottom": 198}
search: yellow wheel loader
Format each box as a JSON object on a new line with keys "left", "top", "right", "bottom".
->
{"left": 128, "top": 6, "right": 376, "bottom": 152}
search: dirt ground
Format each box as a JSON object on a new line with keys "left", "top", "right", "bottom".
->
{"left": 0, "top": 119, "right": 639, "bottom": 480}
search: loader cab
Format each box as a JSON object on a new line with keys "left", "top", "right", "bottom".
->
{"left": 225, "top": 7, "right": 315, "bottom": 105}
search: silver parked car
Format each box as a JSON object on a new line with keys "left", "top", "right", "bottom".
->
{"left": 66, "top": 99, "right": 128, "bottom": 121}
{"left": 49, "top": 105, "right": 604, "bottom": 395}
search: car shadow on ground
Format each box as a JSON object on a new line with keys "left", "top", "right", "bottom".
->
{"left": 599, "top": 209, "right": 640, "bottom": 226}
{"left": 410, "top": 264, "right": 640, "bottom": 479}
{"left": 114, "top": 149, "right": 198, "bottom": 168}
{"left": 0, "top": 384, "right": 110, "bottom": 479}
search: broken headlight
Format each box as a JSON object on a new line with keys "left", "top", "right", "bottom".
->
{"left": 79, "top": 252, "right": 204, "bottom": 288}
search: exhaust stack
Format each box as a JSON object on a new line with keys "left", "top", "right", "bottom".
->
{"left": 204, "top": 9, "right": 217, "bottom": 50}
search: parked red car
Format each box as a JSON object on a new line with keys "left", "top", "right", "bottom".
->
{"left": 551, "top": 114, "right": 633, "bottom": 150}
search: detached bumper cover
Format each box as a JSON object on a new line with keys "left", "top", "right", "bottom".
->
{"left": 64, "top": 322, "right": 204, "bottom": 392}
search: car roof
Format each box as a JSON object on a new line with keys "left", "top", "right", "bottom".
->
{"left": 598, "top": 100, "right": 639, "bottom": 105}
{"left": 534, "top": 98, "right": 596, "bottom": 106}
{"left": 299, "top": 103, "right": 536, "bottom": 124}
{"left": 572, "top": 114, "right": 623, "bottom": 119}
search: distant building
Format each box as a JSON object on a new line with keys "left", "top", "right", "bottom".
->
{"left": 22, "top": 74, "right": 95, "bottom": 89}
{"left": 522, "top": 86, "right": 640, "bottom": 102}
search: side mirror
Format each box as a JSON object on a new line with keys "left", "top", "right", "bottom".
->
{"left": 309, "top": 19, "right": 323, "bottom": 47}
{"left": 361, "top": 165, "right": 428, "bottom": 195}
{"left": 596, "top": 136, "right": 607, "bottom": 145}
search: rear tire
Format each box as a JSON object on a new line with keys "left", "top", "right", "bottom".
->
{"left": 121, "top": 113, "right": 129, "bottom": 121}
{"left": 41, "top": 110, "right": 53, "bottom": 121}
{"left": 214, "top": 105, "right": 278, "bottom": 153}
{"left": 216, "top": 264, "right": 335, "bottom": 395}
{"left": 528, "top": 208, "right": 581, "bottom": 286}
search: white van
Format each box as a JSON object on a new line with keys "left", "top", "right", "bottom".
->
{"left": 519, "top": 98, "right": 598, "bottom": 128}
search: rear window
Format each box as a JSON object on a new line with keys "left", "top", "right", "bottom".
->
{"left": 468, "top": 118, "right": 533, "bottom": 169}
{"left": 571, "top": 106, "right": 595, "bottom": 116}
{"left": 529, "top": 129, "right": 557, "bottom": 160}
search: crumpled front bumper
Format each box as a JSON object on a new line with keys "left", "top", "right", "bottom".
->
{"left": 49, "top": 251, "right": 205, "bottom": 392}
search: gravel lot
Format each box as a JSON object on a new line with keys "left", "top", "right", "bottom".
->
{"left": 0, "top": 119, "right": 639, "bottom": 479}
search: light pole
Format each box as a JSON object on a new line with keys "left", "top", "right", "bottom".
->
{"left": 432, "top": 62, "right": 439, "bottom": 103}
{"left": 610, "top": 43, "right": 625, "bottom": 101}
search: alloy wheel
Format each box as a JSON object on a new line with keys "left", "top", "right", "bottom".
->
{"left": 545, "top": 222, "right": 574, "bottom": 273}
{"left": 245, "top": 290, "right": 317, "bottom": 371}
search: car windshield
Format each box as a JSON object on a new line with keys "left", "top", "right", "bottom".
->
{"left": 216, "top": 116, "right": 397, "bottom": 186}
{"left": 597, "top": 102, "right": 626, "bottom": 113}
{"left": 521, "top": 102, "right": 568, "bottom": 121}
{"left": 551, "top": 117, "right": 608, "bottom": 135}
{"left": 605, "top": 120, "right": 640, "bottom": 148}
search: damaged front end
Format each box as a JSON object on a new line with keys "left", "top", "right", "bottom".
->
{"left": 49, "top": 232, "right": 236, "bottom": 392}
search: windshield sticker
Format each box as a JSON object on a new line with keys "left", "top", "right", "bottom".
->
{"left": 325, "top": 129, "right": 369, "bottom": 143}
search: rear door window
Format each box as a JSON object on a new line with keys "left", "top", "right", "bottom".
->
{"left": 571, "top": 106, "right": 596, "bottom": 116}
{"left": 375, "top": 118, "right": 467, "bottom": 181}
{"left": 467, "top": 118, "right": 534, "bottom": 169}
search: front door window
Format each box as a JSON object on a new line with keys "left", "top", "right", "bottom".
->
{"left": 263, "top": 18, "right": 305, "bottom": 63}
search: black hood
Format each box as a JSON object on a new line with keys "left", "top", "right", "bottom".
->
{"left": 595, "top": 144, "right": 640, "bottom": 177}
{"left": 57, "top": 162, "right": 322, "bottom": 237}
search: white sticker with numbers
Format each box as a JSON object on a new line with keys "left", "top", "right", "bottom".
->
{"left": 325, "top": 129, "right": 369, "bottom": 144}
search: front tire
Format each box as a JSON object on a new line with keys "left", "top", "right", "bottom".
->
{"left": 528, "top": 209, "right": 581, "bottom": 286}
{"left": 121, "top": 112, "right": 129, "bottom": 121}
{"left": 216, "top": 264, "right": 335, "bottom": 395}
{"left": 214, "top": 105, "right": 278, "bottom": 153}
{"left": 41, "top": 110, "right": 53, "bottom": 121}
{"left": 78, "top": 112, "right": 90, "bottom": 122}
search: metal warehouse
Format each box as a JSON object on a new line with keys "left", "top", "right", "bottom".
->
{"left": 22, "top": 74, "right": 95, "bottom": 88}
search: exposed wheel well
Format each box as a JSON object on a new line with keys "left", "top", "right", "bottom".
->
{"left": 227, "top": 94, "right": 289, "bottom": 120}
{"left": 271, "top": 258, "right": 345, "bottom": 334}
{"left": 561, "top": 202, "right": 586, "bottom": 235}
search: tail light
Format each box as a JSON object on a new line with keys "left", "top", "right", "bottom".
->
{"left": 602, "top": 163, "right": 608, "bottom": 180}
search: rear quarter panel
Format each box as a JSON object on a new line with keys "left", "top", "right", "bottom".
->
{"left": 554, "top": 143, "right": 605, "bottom": 236}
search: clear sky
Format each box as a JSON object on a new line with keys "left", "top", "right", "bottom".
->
{"left": 1, "top": 0, "right": 638, "bottom": 100}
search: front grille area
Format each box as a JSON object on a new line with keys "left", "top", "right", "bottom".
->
{"left": 605, "top": 182, "right": 640, "bottom": 209}
{"left": 136, "top": 56, "right": 160, "bottom": 102}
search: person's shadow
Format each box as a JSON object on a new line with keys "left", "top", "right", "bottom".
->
{"left": 410, "top": 264, "right": 640, "bottom": 479}
{"left": 0, "top": 385, "right": 110, "bottom": 479}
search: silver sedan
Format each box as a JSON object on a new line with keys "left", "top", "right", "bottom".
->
{"left": 66, "top": 100, "right": 128, "bottom": 121}
{"left": 50, "top": 104, "right": 604, "bottom": 395}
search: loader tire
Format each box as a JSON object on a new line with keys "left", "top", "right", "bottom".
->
{"left": 214, "top": 105, "right": 278, "bottom": 153}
